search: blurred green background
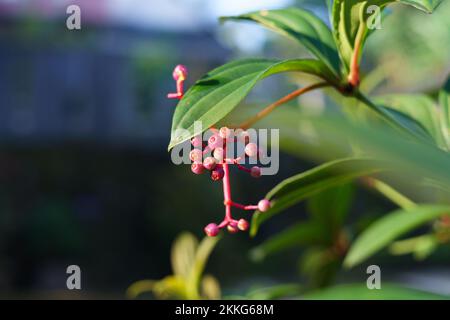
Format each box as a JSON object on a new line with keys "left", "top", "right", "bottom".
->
{"left": 0, "top": 0, "right": 449, "bottom": 299}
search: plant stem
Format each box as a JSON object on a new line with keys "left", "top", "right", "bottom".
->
{"left": 238, "top": 82, "right": 330, "bottom": 130}
{"left": 363, "top": 177, "right": 417, "bottom": 209}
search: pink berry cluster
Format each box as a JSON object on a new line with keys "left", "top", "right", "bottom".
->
{"left": 189, "top": 127, "right": 272, "bottom": 236}
{"left": 168, "top": 65, "right": 272, "bottom": 237}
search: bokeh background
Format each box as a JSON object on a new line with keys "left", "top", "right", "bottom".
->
{"left": 0, "top": 0, "right": 449, "bottom": 298}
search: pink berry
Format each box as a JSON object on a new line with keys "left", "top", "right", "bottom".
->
{"left": 213, "top": 147, "right": 224, "bottom": 162}
{"left": 203, "top": 157, "right": 217, "bottom": 171}
{"left": 191, "top": 162, "right": 204, "bottom": 175}
{"left": 237, "top": 219, "right": 249, "bottom": 231}
{"left": 227, "top": 224, "right": 239, "bottom": 234}
{"left": 219, "top": 127, "right": 232, "bottom": 140}
{"left": 210, "top": 167, "right": 224, "bottom": 181}
{"left": 235, "top": 129, "right": 249, "bottom": 144}
{"left": 191, "top": 136, "right": 202, "bottom": 148}
{"left": 258, "top": 199, "right": 271, "bottom": 212}
{"left": 173, "top": 64, "right": 188, "bottom": 81}
{"left": 208, "top": 134, "right": 223, "bottom": 150}
{"left": 204, "top": 223, "right": 219, "bottom": 237}
{"left": 245, "top": 143, "right": 258, "bottom": 158}
{"left": 250, "top": 166, "right": 261, "bottom": 178}
{"left": 189, "top": 149, "right": 203, "bottom": 163}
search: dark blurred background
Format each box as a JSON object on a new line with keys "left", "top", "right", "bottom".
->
{"left": 0, "top": 0, "right": 449, "bottom": 298}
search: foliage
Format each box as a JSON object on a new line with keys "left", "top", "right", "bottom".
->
{"left": 166, "top": 0, "right": 449, "bottom": 299}
{"left": 127, "top": 232, "right": 221, "bottom": 300}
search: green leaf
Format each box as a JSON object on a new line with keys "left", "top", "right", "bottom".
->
{"left": 302, "top": 283, "right": 449, "bottom": 300}
{"left": 375, "top": 94, "right": 446, "bottom": 148}
{"left": 331, "top": 0, "right": 444, "bottom": 72}
{"left": 171, "top": 232, "right": 198, "bottom": 278}
{"left": 344, "top": 205, "right": 450, "bottom": 268}
{"left": 250, "top": 158, "right": 383, "bottom": 236}
{"left": 221, "top": 8, "right": 341, "bottom": 76}
{"left": 169, "top": 58, "right": 338, "bottom": 149}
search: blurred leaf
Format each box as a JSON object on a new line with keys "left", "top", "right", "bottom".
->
{"left": 344, "top": 205, "right": 450, "bottom": 268}
{"left": 221, "top": 8, "right": 341, "bottom": 76}
{"left": 299, "top": 247, "right": 341, "bottom": 288}
{"left": 302, "top": 283, "right": 449, "bottom": 300}
{"left": 186, "top": 235, "right": 221, "bottom": 299}
{"left": 439, "top": 77, "right": 450, "bottom": 132}
{"left": 375, "top": 94, "right": 446, "bottom": 148}
{"left": 250, "top": 221, "right": 323, "bottom": 261}
{"left": 244, "top": 284, "right": 302, "bottom": 300}
{"left": 171, "top": 232, "right": 198, "bottom": 278}
{"left": 307, "top": 183, "right": 355, "bottom": 235}
{"left": 389, "top": 234, "right": 438, "bottom": 260}
{"left": 169, "top": 58, "right": 339, "bottom": 149}
{"left": 152, "top": 275, "right": 187, "bottom": 300}
{"left": 201, "top": 275, "right": 222, "bottom": 300}
{"left": 250, "top": 158, "right": 382, "bottom": 236}
{"left": 126, "top": 280, "right": 156, "bottom": 299}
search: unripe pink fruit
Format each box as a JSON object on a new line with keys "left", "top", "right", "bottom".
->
{"left": 227, "top": 224, "right": 239, "bottom": 234}
{"left": 173, "top": 64, "right": 188, "bottom": 81}
{"left": 210, "top": 167, "right": 224, "bottom": 181}
{"left": 235, "top": 129, "right": 249, "bottom": 144}
{"left": 258, "top": 199, "right": 271, "bottom": 212}
{"left": 204, "top": 223, "right": 219, "bottom": 237}
{"left": 203, "top": 157, "right": 217, "bottom": 171}
{"left": 213, "top": 147, "right": 224, "bottom": 162}
{"left": 237, "top": 219, "right": 249, "bottom": 231}
{"left": 191, "top": 162, "right": 204, "bottom": 175}
{"left": 250, "top": 166, "right": 261, "bottom": 178}
{"left": 191, "top": 136, "right": 202, "bottom": 147}
{"left": 245, "top": 143, "right": 258, "bottom": 158}
{"left": 189, "top": 149, "right": 203, "bottom": 163}
{"left": 219, "top": 127, "right": 232, "bottom": 140}
{"left": 208, "top": 134, "right": 223, "bottom": 150}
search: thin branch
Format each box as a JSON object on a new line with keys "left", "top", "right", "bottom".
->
{"left": 237, "top": 82, "right": 330, "bottom": 130}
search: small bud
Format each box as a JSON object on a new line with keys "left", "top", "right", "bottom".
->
{"left": 250, "top": 166, "right": 261, "bottom": 178}
{"left": 258, "top": 199, "right": 271, "bottom": 212}
{"left": 213, "top": 147, "right": 224, "bottom": 162}
{"left": 237, "top": 219, "right": 249, "bottom": 231}
{"left": 191, "top": 162, "right": 204, "bottom": 175}
{"left": 191, "top": 135, "right": 202, "bottom": 148}
{"left": 210, "top": 167, "right": 224, "bottom": 181}
{"left": 204, "top": 223, "right": 219, "bottom": 237}
{"left": 203, "top": 157, "right": 217, "bottom": 171}
{"left": 245, "top": 142, "right": 258, "bottom": 158}
{"left": 173, "top": 64, "right": 188, "bottom": 81}
{"left": 189, "top": 149, "right": 203, "bottom": 163}
{"left": 227, "top": 224, "right": 239, "bottom": 234}
{"left": 219, "top": 127, "right": 232, "bottom": 140}
{"left": 208, "top": 134, "right": 223, "bottom": 150}
{"left": 235, "top": 129, "right": 250, "bottom": 144}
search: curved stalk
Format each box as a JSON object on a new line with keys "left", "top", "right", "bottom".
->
{"left": 237, "top": 82, "right": 330, "bottom": 130}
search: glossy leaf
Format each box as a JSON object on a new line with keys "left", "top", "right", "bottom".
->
{"left": 168, "top": 58, "right": 338, "bottom": 149}
{"left": 250, "top": 158, "right": 383, "bottom": 236}
{"left": 221, "top": 8, "right": 341, "bottom": 76}
{"left": 344, "top": 205, "right": 450, "bottom": 268}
